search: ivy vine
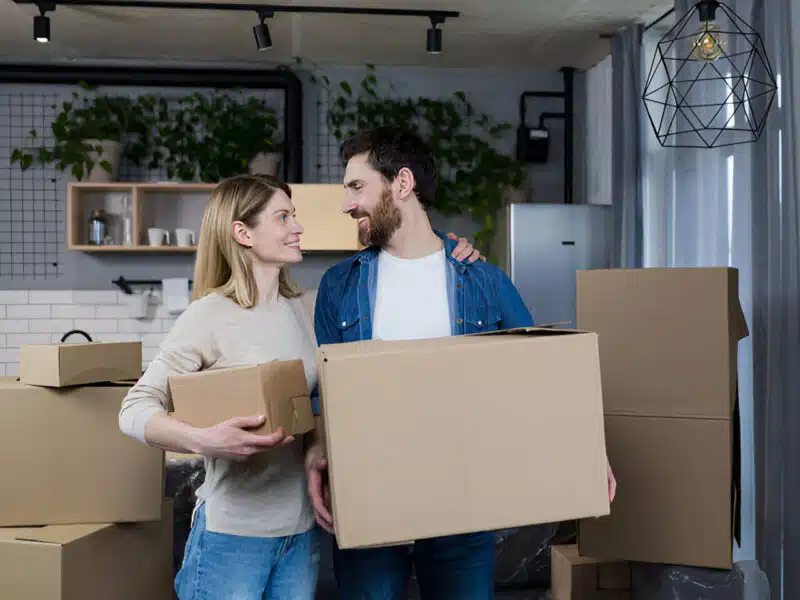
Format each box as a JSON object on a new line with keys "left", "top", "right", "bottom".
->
{"left": 306, "top": 62, "right": 527, "bottom": 252}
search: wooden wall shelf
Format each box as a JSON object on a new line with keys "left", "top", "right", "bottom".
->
{"left": 66, "top": 182, "right": 359, "bottom": 253}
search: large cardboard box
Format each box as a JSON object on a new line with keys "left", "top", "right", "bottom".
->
{"left": 317, "top": 328, "right": 610, "bottom": 549}
{"left": 551, "top": 544, "right": 630, "bottom": 600}
{"left": 20, "top": 341, "right": 142, "bottom": 387}
{"left": 0, "top": 378, "right": 164, "bottom": 527}
{"left": 576, "top": 267, "right": 747, "bottom": 569}
{"left": 0, "top": 499, "right": 174, "bottom": 600}
{"left": 168, "top": 359, "right": 315, "bottom": 436}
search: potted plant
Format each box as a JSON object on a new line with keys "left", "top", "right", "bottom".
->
{"left": 309, "top": 64, "right": 527, "bottom": 253}
{"left": 150, "top": 90, "right": 281, "bottom": 182}
{"left": 10, "top": 84, "right": 156, "bottom": 182}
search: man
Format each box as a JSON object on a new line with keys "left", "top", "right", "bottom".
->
{"left": 306, "top": 127, "right": 616, "bottom": 599}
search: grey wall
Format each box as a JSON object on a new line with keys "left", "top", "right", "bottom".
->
{"left": 0, "top": 60, "right": 589, "bottom": 291}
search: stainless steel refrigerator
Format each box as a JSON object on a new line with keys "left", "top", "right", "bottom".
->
{"left": 492, "top": 203, "right": 614, "bottom": 327}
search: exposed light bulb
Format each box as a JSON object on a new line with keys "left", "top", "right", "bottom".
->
{"left": 692, "top": 22, "right": 724, "bottom": 61}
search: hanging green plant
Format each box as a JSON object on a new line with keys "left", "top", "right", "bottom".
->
{"left": 150, "top": 90, "right": 281, "bottom": 182}
{"left": 307, "top": 63, "right": 527, "bottom": 252}
{"left": 9, "top": 82, "right": 156, "bottom": 181}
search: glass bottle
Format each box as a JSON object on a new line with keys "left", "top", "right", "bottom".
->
{"left": 88, "top": 209, "right": 107, "bottom": 245}
{"left": 120, "top": 195, "right": 133, "bottom": 246}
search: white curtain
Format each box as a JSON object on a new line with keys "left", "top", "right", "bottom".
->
{"left": 641, "top": 0, "right": 758, "bottom": 564}
{"left": 585, "top": 55, "right": 613, "bottom": 207}
{"left": 612, "top": 25, "right": 645, "bottom": 268}
{"left": 638, "top": 0, "right": 798, "bottom": 596}
{"left": 749, "top": 0, "right": 800, "bottom": 598}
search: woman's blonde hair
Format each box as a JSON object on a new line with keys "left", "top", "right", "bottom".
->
{"left": 192, "top": 173, "right": 302, "bottom": 307}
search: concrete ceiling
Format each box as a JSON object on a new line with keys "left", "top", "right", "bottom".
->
{"left": 0, "top": 0, "right": 672, "bottom": 69}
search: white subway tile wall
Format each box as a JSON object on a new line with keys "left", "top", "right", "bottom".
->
{"left": 0, "top": 290, "right": 178, "bottom": 376}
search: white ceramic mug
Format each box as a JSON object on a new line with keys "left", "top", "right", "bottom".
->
{"left": 148, "top": 228, "right": 170, "bottom": 246}
{"left": 175, "top": 228, "right": 195, "bottom": 247}
{"left": 127, "top": 290, "right": 152, "bottom": 319}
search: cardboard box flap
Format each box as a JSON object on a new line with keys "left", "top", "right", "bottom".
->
{"left": 551, "top": 544, "right": 631, "bottom": 600}
{"left": 262, "top": 360, "right": 312, "bottom": 432}
{"left": 0, "top": 379, "right": 134, "bottom": 391}
{"left": 472, "top": 325, "right": 588, "bottom": 337}
{"left": 555, "top": 543, "right": 606, "bottom": 566}
{"left": 731, "top": 285, "right": 749, "bottom": 341}
{"left": 262, "top": 359, "right": 309, "bottom": 398}
{"left": 0, "top": 523, "right": 109, "bottom": 545}
{"left": 318, "top": 328, "right": 593, "bottom": 362}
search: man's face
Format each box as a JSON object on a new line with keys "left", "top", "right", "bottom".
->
{"left": 343, "top": 153, "right": 403, "bottom": 248}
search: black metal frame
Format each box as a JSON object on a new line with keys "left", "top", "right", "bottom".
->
{"left": 645, "top": 8, "right": 675, "bottom": 32}
{"left": 13, "top": 0, "right": 459, "bottom": 19}
{"left": 642, "top": 0, "right": 778, "bottom": 148}
{"left": 0, "top": 64, "right": 305, "bottom": 181}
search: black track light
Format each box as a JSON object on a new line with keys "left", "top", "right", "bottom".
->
{"left": 33, "top": 4, "right": 53, "bottom": 43}
{"left": 426, "top": 27, "right": 441, "bottom": 53}
{"left": 253, "top": 11, "right": 272, "bottom": 51}
{"left": 427, "top": 15, "right": 444, "bottom": 54}
{"left": 33, "top": 14, "right": 50, "bottom": 42}
{"left": 253, "top": 22, "right": 271, "bottom": 50}
{"left": 15, "top": 2, "right": 460, "bottom": 54}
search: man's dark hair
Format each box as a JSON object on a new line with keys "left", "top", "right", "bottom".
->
{"left": 340, "top": 127, "right": 438, "bottom": 208}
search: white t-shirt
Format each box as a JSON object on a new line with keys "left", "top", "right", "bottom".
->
{"left": 372, "top": 248, "right": 451, "bottom": 341}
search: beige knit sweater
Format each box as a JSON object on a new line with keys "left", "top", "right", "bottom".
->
{"left": 119, "top": 291, "right": 318, "bottom": 538}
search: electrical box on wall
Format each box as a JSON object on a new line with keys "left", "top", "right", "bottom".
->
{"left": 514, "top": 68, "right": 576, "bottom": 203}
{"left": 516, "top": 125, "right": 550, "bottom": 163}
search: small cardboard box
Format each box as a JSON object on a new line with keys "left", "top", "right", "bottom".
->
{"left": 168, "top": 359, "right": 315, "bottom": 436}
{"left": 20, "top": 341, "right": 142, "bottom": 387}
{"left": 576, "top": 267, "right": 747, "bottom": 569}
{"left": 0, "top": 500, "right": 174, "bottom": 600}
{"left": 317, "top": 328, "right": 610, "bottom": 549}
{"left": 551, "top": 544, "right": 630, "bottom": 600}
{"left": 0, "top": 378, "right": 164, "bottom": 527}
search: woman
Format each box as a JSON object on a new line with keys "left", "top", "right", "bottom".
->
{"left": 118, "top": 173, "right": 481, "bottom": 600}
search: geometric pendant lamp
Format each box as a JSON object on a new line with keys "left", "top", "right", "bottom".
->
{"left": 642, "top": 0, "right": 777, "bottom": 148}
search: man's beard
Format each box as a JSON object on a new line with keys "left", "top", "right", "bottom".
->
{"left": 357, "top": 186, "right": 403, "bottom": 248}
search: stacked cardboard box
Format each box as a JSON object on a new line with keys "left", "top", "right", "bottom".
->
{"left": 551, "top": 544, "right": 630, "bottom": 600}
{"left": 316, "top": 327, "right": 612, "bottom": 550}
{"left": 0, "top": 341, "right": 173, "bottom": 599}
{"left": 552, "top": 267, "right": 747, "bottom": 599}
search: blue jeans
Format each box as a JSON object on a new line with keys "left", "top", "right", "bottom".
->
{"left": 332, "top": 531, "right": 496, "bottom": 600}
{"left": 174, "top": 504, "right": 320, "bottom": 600}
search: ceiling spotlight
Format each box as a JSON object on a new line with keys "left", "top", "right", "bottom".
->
{"left": 33, "top": 5, "right": 53, "bottom": 43}
{"left": 253, "top": 11, "right": 273, "bottom": 51}
{"left": 427, "top": 15, "right": 444, "bottom": 54}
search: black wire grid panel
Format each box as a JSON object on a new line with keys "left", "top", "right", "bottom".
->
{"left": 0, "top": 84, "right": 283, "bottom": 280}
{"left": 314, "top": 90, "right": 344, "bottom": 184}
{"left": 642, "top": 0, "right": 778, "bottom": 149}
{"left": 0, "top": 89, "right": 63, "bottom": 279}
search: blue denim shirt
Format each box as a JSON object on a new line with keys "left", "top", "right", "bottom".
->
{"left": 310, "top": 231, "right": 534, "bottom": 414}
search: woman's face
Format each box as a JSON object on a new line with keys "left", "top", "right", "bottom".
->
{"left": 232, "top": 190, "right": 304, "bottom": 266}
